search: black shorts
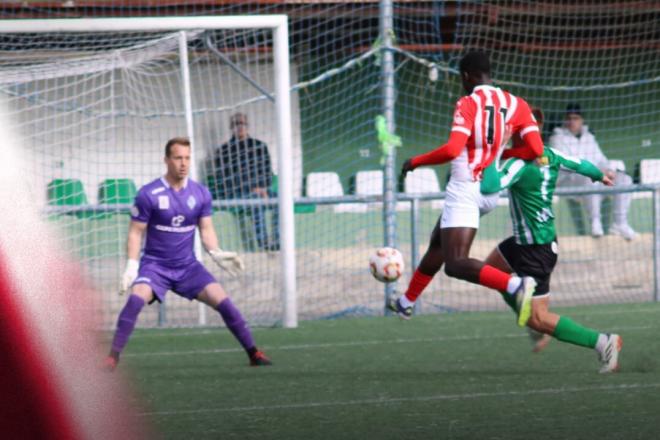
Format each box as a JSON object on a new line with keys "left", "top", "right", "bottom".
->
{"left": 497, "top": 236, "right": 558, "bottom": 296}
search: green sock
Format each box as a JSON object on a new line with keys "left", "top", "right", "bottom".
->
{"left": 552, "top": 316, "right": 600, "bottom": 348}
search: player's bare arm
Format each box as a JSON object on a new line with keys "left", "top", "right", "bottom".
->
{"left": 602, "top": 174, "right": 614, "bottom": 186}
{"left": 119, "top": 220, "right": 147, "bottom": 295}
{"left": 126, "top": 220, "right": 147, "bottom": 260}
{"left": 198, "top": 215, "right": 220, "bottom": 251}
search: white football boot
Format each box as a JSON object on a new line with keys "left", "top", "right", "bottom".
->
{"left": 597, "top": 334, "right": 623, "bottom": 374}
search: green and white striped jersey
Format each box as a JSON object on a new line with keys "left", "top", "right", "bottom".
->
{"left": 481, "top": 147, "right": 604, "bottom": 245}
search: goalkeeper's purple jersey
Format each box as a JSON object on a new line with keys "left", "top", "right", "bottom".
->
{"left": 131, "top": 177, "right": 213, "bottom": 267}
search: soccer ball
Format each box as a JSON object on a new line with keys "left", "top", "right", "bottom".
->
{"left": 369, "top": 247, "right": 404, "bottom": 283}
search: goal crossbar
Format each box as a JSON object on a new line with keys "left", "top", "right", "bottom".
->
{"left": 0, "top": 16, "right": 288, "bottom": 33}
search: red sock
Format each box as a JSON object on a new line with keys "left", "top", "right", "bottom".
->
{"left": 404, "top": 270, "right": 433, "bottom": 302}
{"left": 478, "top": 265, "right": 512, "bottom": 292}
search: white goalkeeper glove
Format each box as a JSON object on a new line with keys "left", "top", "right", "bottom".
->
{"left": 209, "top": 248, "right": 244, "bottom": 277}
{"left": 119, "top": 259, "right": 139, "bottom": 295}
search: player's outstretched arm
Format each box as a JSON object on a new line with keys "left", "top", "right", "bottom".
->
{"left": 401, "top": 96, "right": 475, "bottom": 177}
{"left": 550, "top": 147, "right": 607, "bottom": 184}
{"left": 401, "top": 130, "right": 469, "bottom": 178}
{"left": 199, "top": 216, "right": 244, "bottom": 276}
{"left": 120, "top": 220, "right": 147, "bottom": 295}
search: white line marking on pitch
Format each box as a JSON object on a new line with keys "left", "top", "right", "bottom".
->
{"left": 124, "top": 324, "right": 651, "bottom": 358}
{"left": 127, "top": 306, "right": 660, "bottom": 339}
{"left": 123, "top": 334, "right": 525, "bottom": 357}
{"left": 138, "top": 383, "right": 660, "bottom": 417}
{"left": 130, "top": 327, "right": 272, "bottom": 338}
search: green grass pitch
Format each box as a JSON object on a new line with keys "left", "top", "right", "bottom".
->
{"left": 122, "top": 302, "right": 660, "bottom": 439}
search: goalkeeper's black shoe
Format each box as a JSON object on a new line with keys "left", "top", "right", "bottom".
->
{"left": 387, "top": 296, "right": 413, "bottom": 320}
{"left": 249, "top": 350, "right": 273, "bottom": 367}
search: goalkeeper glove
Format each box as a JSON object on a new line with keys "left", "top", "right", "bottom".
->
{"left": 209, "top": 248, "right": 244, "bottom": 277}
{"left": 400, "top": 158, "right": 414, "bottom": 180}
{"left": 120, "top": 259, "right": 139, "bottom": 295}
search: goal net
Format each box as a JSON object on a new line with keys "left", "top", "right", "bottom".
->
{"left": 0, "top": 17, "right": 297, "bottom": 328}
{"left": 1, "top": 2, "right": 658, "bottom": 328}
{"left": 393, "top": 1, "right": 660, "bottom": 312}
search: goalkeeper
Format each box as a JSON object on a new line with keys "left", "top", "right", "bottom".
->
{"left": 106, "top": 137, "right": 271, "bottom": 370}
{"left": 480, "top": 109, "right": 622, "bottom": 373}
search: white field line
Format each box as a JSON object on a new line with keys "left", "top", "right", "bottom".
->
{"left": 130, "top": 327, "right": 273, "bottom": 338}
{"left": 139, "top": 383, "right": 660, "bottom": 417}
{"left": 123, "top": 334, "right": 526, "bottom": 357}
{"left": 127, "top": 306, "right": 660, "bottom": 339}
{"left": 123, "top": 325, "right": 652, "bottom": 358}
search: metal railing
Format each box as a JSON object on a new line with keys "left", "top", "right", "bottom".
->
{"left": 43, "top": 182, "right": 660, "bottom": 327}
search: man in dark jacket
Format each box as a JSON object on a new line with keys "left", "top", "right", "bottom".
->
{"left": 209, "top": 113, "right": 280, "bottom": 251}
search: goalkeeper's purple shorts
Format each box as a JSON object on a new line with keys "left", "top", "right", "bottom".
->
{"left": 132, "top": 260, "right": 216, "bottom": 303}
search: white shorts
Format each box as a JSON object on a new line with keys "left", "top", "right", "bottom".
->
{"left": 440, "top": 179, "right": 499, "bottom": 229}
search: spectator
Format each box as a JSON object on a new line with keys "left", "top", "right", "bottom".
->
{"left": 210, "top": 113, "right": 280, "bottom": 251}
{"left": 550, "top": 104, "right": 636, "bottom": 240}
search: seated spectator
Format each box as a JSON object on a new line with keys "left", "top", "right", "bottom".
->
{"left": 550, "top": 103, "right": 636, "bottom": 240}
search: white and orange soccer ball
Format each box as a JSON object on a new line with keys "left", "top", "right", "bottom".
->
{"left": 369, "top": 247, "right": 404, "bottom": 283}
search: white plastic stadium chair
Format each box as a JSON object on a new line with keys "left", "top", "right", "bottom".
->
{"left": 639, "top": 159, "right": 660, "bottom": 184}
{"left": 306, "top": 171, "right": 366, "bottom": 213}
{"left": 637, "top": 159, "right": 660, "bottom": 200}
{"left": 355, "top": 170, "right": 408, "bottom": 211}
{"left": 404, "top": 167, "right": 444, "bottom": 209}
{"left": 608, "top": 159, "right": 626, "bottom": 173}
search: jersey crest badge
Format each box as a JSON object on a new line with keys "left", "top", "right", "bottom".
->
{"left": 158, "top": 195, "right": 170, "bottom": 210}
{"left": 187, "top": 195, "right": 196, "bottom": 210}
{"left": 537, "top": 156, "right": 549, "bottom": 167}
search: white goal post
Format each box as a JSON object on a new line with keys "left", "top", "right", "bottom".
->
{"left": 0, "top": 16, "right": 298, "bottom": 328}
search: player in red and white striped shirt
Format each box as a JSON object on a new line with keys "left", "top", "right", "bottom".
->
{"left": 390, "top": 52, "right": 544, "bottom": 326}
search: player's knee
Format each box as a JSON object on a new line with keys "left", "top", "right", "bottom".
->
{"left": 197, "top": 282, "right": 228, "bottom": 308}
{"left": 528, "top": 307, "right": 551, "bottom": 333}
{"left": 527, "top": 317, "right": 543, "bottom": 332}
{"left": 131, "top": 284, "right": 154, "bottom": 303}
{"left": 429, "top": 233, "right": 442, "bottom": 248}
{"left": 443, "top": 260, "right": 462, "bottom": 278}
{"left": 418, "top": 254, "right": 443, "bottom": 277}
{"left": 527, "top": 313, "right": 543, "bottom": 332}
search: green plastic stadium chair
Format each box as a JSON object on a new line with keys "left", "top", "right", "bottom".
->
{"left": 98, "top": 178, "right": 137, "bottom": 204}
{"left": 97, "top": 178, "right": 137, "bottom": 219}
{"left": 47, "top": 178, "right": 90, "bottom": 219}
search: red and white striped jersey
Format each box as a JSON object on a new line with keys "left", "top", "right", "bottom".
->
{"left": 450, "top": 85, "right": 538, "bottom": 181}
